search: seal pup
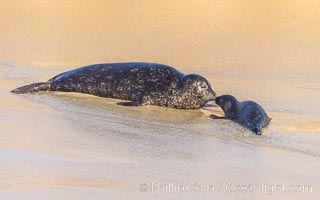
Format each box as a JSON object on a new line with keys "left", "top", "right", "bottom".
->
{"left": 210, "top": 95, "right": 271, "bottom": 135}
{"left": 12, "top": 62, "right": 216, "bottom": 109}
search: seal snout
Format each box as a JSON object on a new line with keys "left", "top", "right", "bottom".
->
{"left": 206, "top": 89, "right": 217, "bottom": 101}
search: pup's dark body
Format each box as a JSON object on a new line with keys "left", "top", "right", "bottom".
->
{"left": 12, "top": 62, "right": 216, "bottom": 109}
{"left": 211, "top": 95, "right": 271, "bottom": 134}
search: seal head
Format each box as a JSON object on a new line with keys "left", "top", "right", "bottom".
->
{"left": 179, "top": 74, "right": 216, "bottom": 105}
{"left": 215, "top": 95, "right": 239, "bottom": 119}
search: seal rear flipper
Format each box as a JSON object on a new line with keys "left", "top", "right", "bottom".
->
{"left": 11, "top": 82, "right": 51, "bottom": 94}
{"left": 252, "top": 125, "right": 262, "bottom": 135}
{"left": 246, "top": 123, "right": 262, "bottom": 135}
{"left": 266, "top": 117, "right": 272, "bottom": 126}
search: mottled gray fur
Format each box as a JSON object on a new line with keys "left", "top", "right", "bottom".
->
{"left": 210, "top": 95, "right": 271, "bottom": 135}
{"left": 12, "top": 62, "right": 216, "bottom": 109}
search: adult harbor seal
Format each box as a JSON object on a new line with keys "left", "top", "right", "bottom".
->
{"left": 12, "top": 62, "right": 216, "bottom": 109}
{"left": 210, "top": 95, "right": 271, "bottom": 135}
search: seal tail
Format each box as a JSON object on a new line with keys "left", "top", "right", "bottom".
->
{"left": 11, "top": 82, "right": 51, "bottom": 94}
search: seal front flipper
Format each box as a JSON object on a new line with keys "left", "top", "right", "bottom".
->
{"left": 11, "top": 82, "right": 51, "bottom": 94}
{"left": 117, "top": 101, "right": 140, "bottom": 106}
{"left": 209, "top": 114, "right": 225, "bottom": 119}
{"left": 117, "top": 100, "right": 149, "bottom": 107}
{"left": 117, "top": 90, "right": 151, "bottom": 107}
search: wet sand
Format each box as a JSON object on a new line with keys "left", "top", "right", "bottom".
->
{"left": 1, "top": 1, "right": 320, "bottom": 199}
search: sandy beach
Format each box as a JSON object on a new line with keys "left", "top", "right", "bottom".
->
{"left": 1, "top": 1, "right": 319, "bottom": 199}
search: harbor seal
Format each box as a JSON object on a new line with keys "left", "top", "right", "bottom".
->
{"left": 210, "top": 95, "right": 271, "bottom": 135}
{"left": 11, "top": 62, "right": 216, "bottom": 109}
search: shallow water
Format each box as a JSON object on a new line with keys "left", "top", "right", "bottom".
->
{"left": 1, "top": 0, "right": 320, "bottom": 199}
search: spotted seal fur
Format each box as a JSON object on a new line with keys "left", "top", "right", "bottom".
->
{"left": 12, "top": 62, "right": 216, "bottom": 109}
